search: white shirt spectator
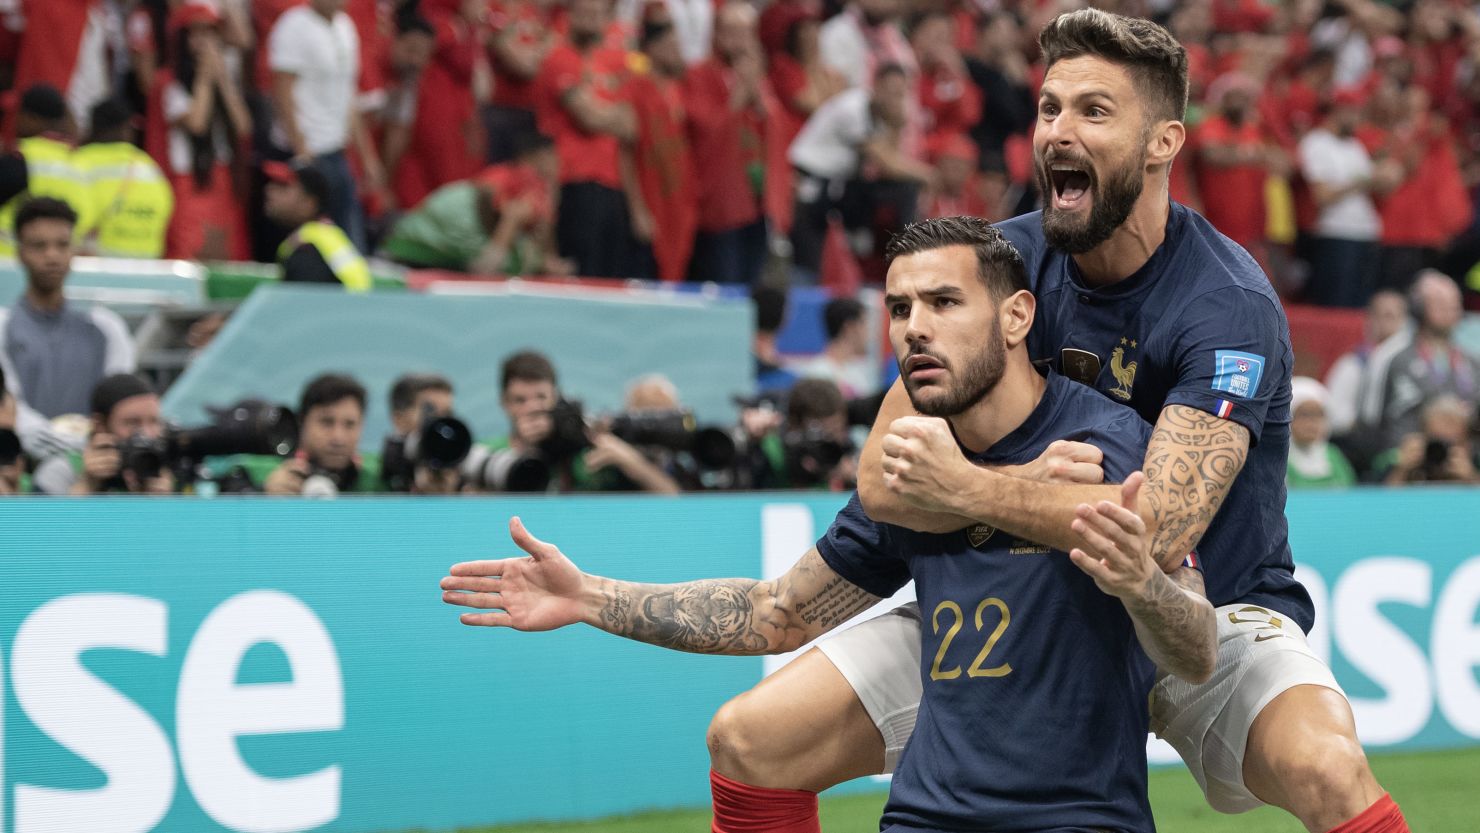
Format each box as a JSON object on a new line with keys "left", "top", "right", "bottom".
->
{"left": 1299, "top": 127, "right": 1381, "bottom": 241}
{"left": 268, "top": 5, "right": 359, "bottom": 155}
{"left": 789, "top": 88, "right": 872, "bottom": 180}
{"left": 617, "top": 0, "right": 712, "bottom": 65}
{"left": 67, "top": 4, "right": 110, "bottom": 135}
{"left": 819, "top": 6, "right": 916, "bottom": 90}
{"left": 791, "top": 354, "right": 877, "bottom": 399}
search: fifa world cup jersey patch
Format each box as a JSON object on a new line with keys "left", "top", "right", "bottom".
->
{"left": 1211, "top": 350, "right": 1265, "bottom": 398}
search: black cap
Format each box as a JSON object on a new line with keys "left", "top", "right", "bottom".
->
{"left": 20, "top": 84, "right": 67, "bottom": 122}
{"left": 263, "top": 161, "right": 333, "bottom": 213}
{"left": 89, "top": 97, "right": 136, "bottom": 134}
{"left": 90, "top": 374, "right": 155, "bottom": 420}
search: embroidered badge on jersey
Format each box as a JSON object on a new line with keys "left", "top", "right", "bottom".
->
{"left": 1212, "top": 350, "right": 1265, "bottom": 398}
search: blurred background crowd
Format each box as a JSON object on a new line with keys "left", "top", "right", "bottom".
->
{"left": 4, "top": 0, "right": 1480, "bottom": 496}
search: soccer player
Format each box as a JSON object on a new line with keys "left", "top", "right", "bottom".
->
{"left": 443, "top": 217, "right": 1216, "bottom": 832}
{"left": 703, "top": 10, "right": 1409, "bottom": 833}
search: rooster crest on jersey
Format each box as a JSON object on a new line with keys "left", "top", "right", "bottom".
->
{"left": 1109, "top": 342, "right": 1138, "bottom": 400}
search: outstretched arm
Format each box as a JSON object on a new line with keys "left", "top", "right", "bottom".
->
{"left": 441, "top": 517, "right": 883, "bottom": 655}
{"left": 1069, "top": 473, "right": 1216, "bottom": 683}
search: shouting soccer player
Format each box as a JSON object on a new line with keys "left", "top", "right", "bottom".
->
{"left": 443, "top": 217, "right": 1217, "bottom": 832}
{"left": 702, "top": 9, "right": 1408, "bottom": 833}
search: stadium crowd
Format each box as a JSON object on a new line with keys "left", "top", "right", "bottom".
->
{"left": 5, "top": 0, "right": 1480, "bottom": 494}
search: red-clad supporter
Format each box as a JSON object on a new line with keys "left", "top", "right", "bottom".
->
{"left": 946, "top": 0, "right": 978, "bottom": 55}
{"left": 766, "top": 6, "right": 846, "bottom": 235}
{"left": 487, "top": 0, "right": 558, "bottom": 163}
{"left": 1194, "top": 72, "right": 1272, "bottom": 256}
{"left": 393, "top": 0, "right": 489, "bottom": 209}
{"left": 623, "top": 17, "right": 697, "bottom": 282}
{"left": 535, "top": 0, "right": 638, "bottom": 277}
{"left": 1409, "top": 0, "right": 1473, "bottom": 114}
{"left": 910, "top": 10, "right": 981, "bottom": 146}
{"left": 819, "top": 0, "right": 916, "bottom": 91}
{"left": 379, "top": 10, "right": 437, "bottom": 189}
{"left": 7, "top": 0, "right": 110, "bottom": 137}
{"left": 682, "top": 1, "right": 771, "bottom": 284}
{"left": 161, "top": 3, "right": 253, "bottom": 261}
{"left": 346, "top": 0, "right": 389, "bottom": 113}
{"left": 921, "top": 133, "right": 988, "bottom": 220}
{"left": 1358, "top": 83, "right": 1473, "bottom": 291}
{"left": 253, "top": 0, "right": 305, "bottom": 93}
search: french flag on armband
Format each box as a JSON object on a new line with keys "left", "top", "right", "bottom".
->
{"left": 1183, "top": 552, "right": 1200, "bottom": 570}
{"left": 1215, "top": 400, "right": 1235, "bottom": 419}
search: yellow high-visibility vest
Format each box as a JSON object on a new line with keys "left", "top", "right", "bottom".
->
{"left": 0, "top": 136, "right": 88, "bottom": 256}
{"left": 278, "top": 219, "right": 371, "bottom": 292}
{"left": 72, "top": 141, "right": 175, "bottom": 258}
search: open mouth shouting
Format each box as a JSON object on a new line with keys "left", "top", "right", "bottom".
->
{"left": 1047, "top": 160, "right": 1094, "bottom": 212}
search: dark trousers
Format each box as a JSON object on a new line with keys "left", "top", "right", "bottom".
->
{"left": 556, "top": 182, "right": 634, "bottom": 278}
{"left": 1378, "top": 245, "right": 1438, "bottom": 294}
{"left": 1307, "top": 236, "right": 1380, "bottom": 308}
{"left": 483, "top": 105, "right": 538, "bottom": 165}
{"left": 310, "top": 150, "right": 367, "bottom": 253}
{"left": 689, "top": 219, "right": 768, "bottom": 284}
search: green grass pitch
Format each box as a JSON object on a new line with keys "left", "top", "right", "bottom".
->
{"left": 422, "top": 746, "right": 1478, "bottom": 832}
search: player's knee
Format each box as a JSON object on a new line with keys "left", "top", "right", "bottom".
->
{"left": 707, "top": 694, "right": 767, "bottom": 778}
{"left": 1274, "top": 732, "right": 1372, "bottom": 802}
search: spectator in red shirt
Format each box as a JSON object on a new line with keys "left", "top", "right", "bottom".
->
{"left": 380, "top": 9, "right": 437, "bottom": 192}
{"left": 623, "top": 17, "right": 697, "bottom": 282}
{"left": 682, "top": 1, "right": 771, "bottom": 284}
{"left": 921, "top": 132, "right": 989, "bottom": 220}
{"left": 1194, "top": 72, "right": 1274, "bottom": 258}
{"left": 766, "top": 6, "right": 846, "bottom": 236}
{"left": 909, "top": 9, "right": 981, "bottom": 146}
{"left": 393, "top": 0, "right": 488, "bottom": 209}
{"left": 487, "top": 0, "right": 558, "bottom": 163}
{"left": 7, "top": 0, "right": 106, "bottom": 139}
{"left": 536, "top": 0, "right": 638, "bottom": 277}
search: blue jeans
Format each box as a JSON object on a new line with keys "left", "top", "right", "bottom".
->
{"left": 310, "top": 150, "right": 367, "bottom": 252}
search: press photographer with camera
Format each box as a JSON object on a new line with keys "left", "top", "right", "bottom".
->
{"left": 741, "top": 377, "right": 858, "bottom": 491}
{"left": 247, "top": 373, "right": 381, "bottom": 495}
{"left": 381, "top": 372, "right": 471, "bottom": 494}
{"left": 1380, "top": 395, "right": 1480, "bottom": 485}
{"left": 30, "top": 374, "right": 175, "bottom": 495}
{"left": 471, "top": 351, "right": 678, "bottom": 494}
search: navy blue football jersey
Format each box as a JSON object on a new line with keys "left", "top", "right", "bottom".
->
{"left": 997, "top": 203, "right": 1314, "bottom": 632}
{"left": 819, "top": 374, "right": 1161, "bottom": 833}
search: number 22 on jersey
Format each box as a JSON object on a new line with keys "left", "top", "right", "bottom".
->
{"left": 929, "top": 597, "right": 1013, "bottom": 681}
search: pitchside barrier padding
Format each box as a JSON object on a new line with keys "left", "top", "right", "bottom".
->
{"left": 0, "top": 490, "right": 1476, "bottom": 832}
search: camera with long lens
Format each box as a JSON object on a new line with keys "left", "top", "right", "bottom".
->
{"left": 539, "top": 398, "right": 593, "bottom": 464}
{"left": 382, "top": 407, "right": 475, "bottom": 492}
{"left": 118, "top": 401, "right": 299, "bottom": 488}
{"left": 783, "top": 427, "right": 854, "bottom": 487}
{"left": 609, "top": 410, "right": 738, "bottom": 471}
{"left": 462, "top": 444, "right": 552, "bottom": 492}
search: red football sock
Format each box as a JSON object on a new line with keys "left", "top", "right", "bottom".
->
{"left": 710, "top": 770, "right": 821, "bottom": 833}
{"left": 1324, "top": 793, "right": 1409, "bottom": 833}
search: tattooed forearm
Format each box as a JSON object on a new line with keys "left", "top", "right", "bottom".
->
{"left": 1124, "top": 566, "right": 1215, "bottom": 683}
{"left": 588, "top": 549, "right": 882, "bottom": 656}
{"left": 1141, "top": 405, "right": 1250, "bottom": 569}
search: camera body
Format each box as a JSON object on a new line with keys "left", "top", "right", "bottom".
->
{"left": 382, "top": 410, "right": 475, "bottom": 492}
{"left": 117, "top": 402, "right": 300, "bottom": 490}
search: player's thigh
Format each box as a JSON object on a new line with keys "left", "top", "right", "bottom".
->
{"left": 1149, "top": 602, "right": 1346, "bottom": 815}
{"left": 1242, "top": 684, "right": 1381, "bottom": 827}
{"left": 708, "top": 604, "right": 923, "bottom": 791}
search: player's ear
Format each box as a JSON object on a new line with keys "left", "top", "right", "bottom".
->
{"left": 1000, "top": 289, "right": 1035, "bottom": 348}
{"left": 1145, "top": 118, "right": 1185, "bottom": 170}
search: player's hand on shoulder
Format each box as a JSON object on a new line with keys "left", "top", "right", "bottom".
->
{"left": 880, "top": 416, "right": 974, "bottom": 513}
{"left": 1014, "top": 439, "right": 1105, "bottom": 484}
{"left": 441, "top": 516, "right": 590, "bottom": 631}
{"left": 1067, "top": 472, "right": 1158, "bottom": 600}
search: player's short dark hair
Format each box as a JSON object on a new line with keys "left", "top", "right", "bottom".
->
{"left": 824, "top": 297, "right": 865, "bottom": 340}
{"left": 1038, "top": 8, "right": 1188, "bottom": 123}
{"left": 300, "top": 373, "right": 367, "bottom": 419}
{"left": 752, "top": 286, "right": 788, "bottom": 334}
{"left": 500, "top": 350, "right": 557, "bottom": 393}
{"left": 389, "top": 372, "right": 453, "bottom": 414}
{"left": 787, "top": 378, "right": 845, "bottom": 425}
{"left": 884, "top": 216, "right": 1029, "bottom": 300}
{"left": 14, "top": 197, "right": 78, "bottom": 239}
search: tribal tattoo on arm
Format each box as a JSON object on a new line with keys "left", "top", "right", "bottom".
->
{"left": 1123, "top": 565, "right": 1216, "bottom": 683}
{"left": 588, "top": 548, "right": 884, "bottom": 656}
{"left": 1141, "top": 405, "right": 1251, "bottom": 571}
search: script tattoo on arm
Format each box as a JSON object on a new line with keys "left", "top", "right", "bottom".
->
{"left": 1123, "top": 566, "right": 1216, "bottom": 682}
{"left": 589, "top": 549, "right": 883, "bottom": 656}
{"left": 1141, "top": 404, "right": 1251, "bottom": 570}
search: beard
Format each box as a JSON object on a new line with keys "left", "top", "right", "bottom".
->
{"left": 1037, "top": 146, "right": 1146, "bottom": 254}
{"left": 899, "top": 318, "right": 1007, "bottom": 418}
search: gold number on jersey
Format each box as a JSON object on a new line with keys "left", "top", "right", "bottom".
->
{"left": 929, "top": 597, "right": 1014, "bottom": 681}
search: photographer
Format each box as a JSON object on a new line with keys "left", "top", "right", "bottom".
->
{"left": 1379, "top": 395, "right": 1480, "bottom": 485}
{"left": 32, "top": 374, "right": 175, "bottom": 495}
{"left": 477, "top": 351, "right": 678, "bottom": 494}
{"left": 743, "top": 377, "right": 858, "bottom": 491}
{"left": 246, "top": 374, "right": 381, "bottom": 495}
{"left": 382, "top": 373, "right": 464, "bottom": 494}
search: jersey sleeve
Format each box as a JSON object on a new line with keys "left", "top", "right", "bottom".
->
{"left": 1162, "top": 286, "right": 1287, "bottom": 441}
{"left": 815, "top": 492, "right": 911, "bottom": 598}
